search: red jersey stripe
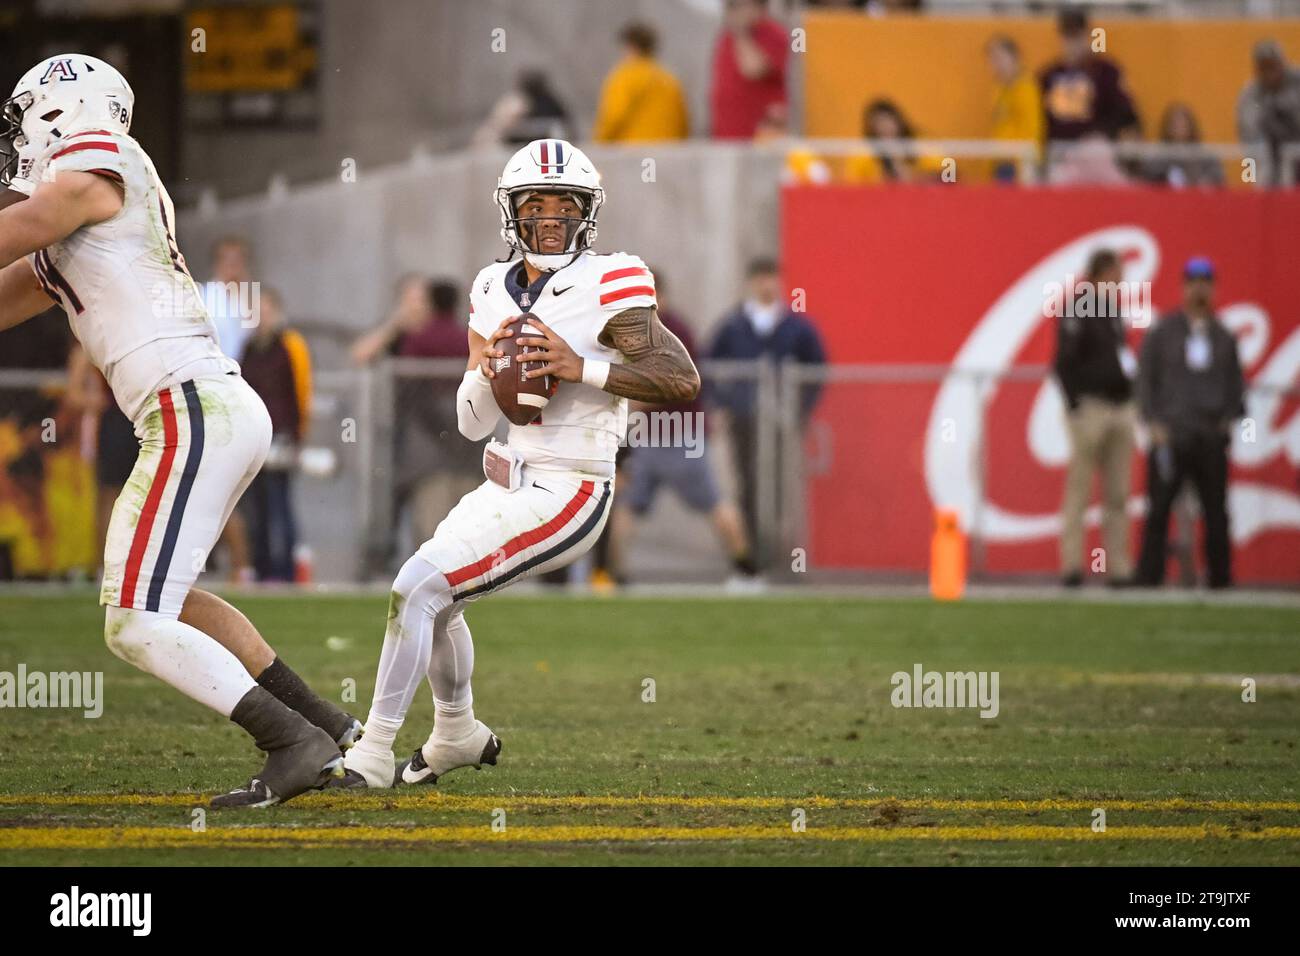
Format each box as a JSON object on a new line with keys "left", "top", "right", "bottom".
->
{"left": 444, "top": 481, "right": 595, "bottom": 586}
{"left": 601, "top": 266, "right": 650, "bottom": 284}
{"left": 119, "top": 388, "right": 180, "bottom": 608}
{"left": 65, "top": 129, "right": 115, "bottom": 140}
{"left": 599, "top": 285, "right": 655, "bottom": 306}
{"left": 51, "top": 141, "right": 120, "bottom": 161}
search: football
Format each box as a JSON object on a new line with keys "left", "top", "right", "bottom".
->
{"left": 490, "top": 318, "right": 556, "bottom": 425}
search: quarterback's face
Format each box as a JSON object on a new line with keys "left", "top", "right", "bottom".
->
{"left": 517, "top": 191, "right": 582, "bottom": 255}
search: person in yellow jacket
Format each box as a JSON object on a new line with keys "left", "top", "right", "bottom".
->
{"left": 238, "top": 288, "right": 311, "bottom": 582}
{"left": 592, "top": 22, "right": 690, "bottom": 143}
{"left": 986, "top": 34, "right": 1044, "bottom": 181}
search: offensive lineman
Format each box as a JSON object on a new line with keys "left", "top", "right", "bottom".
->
{"left": 0, "top": 55, "right": 359, "bottom": 807}
{"left": 339, "top": 139, "right": 700, "bottom": 788}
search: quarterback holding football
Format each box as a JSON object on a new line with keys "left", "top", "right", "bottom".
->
{"left": 0, "top": 55, "right": 360, "bottom": 807}
{"left": 338, "top": 139, "right": 700, "bottom": 788}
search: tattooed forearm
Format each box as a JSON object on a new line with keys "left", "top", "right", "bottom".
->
{"left": 597, "top": 306, "right": 701, "bottom": 404}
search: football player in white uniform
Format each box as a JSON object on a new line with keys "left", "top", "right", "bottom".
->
{"left": 339, "top": 139, "right": 700, "bottom": 788}
{"left": 0, "top": 54, "right": 361, "bottom": 807}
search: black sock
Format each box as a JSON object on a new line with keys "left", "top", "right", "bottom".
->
{"left": 256, "top": 658, "right": 349, "bottom": 741}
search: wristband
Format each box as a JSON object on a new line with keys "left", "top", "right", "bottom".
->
{"left": 581, "top": 358, "right": 610, "bottom": 389}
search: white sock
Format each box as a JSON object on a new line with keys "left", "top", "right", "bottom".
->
{"left": 355, "top": 712, "right": 401, "bottom": 755}
{"left": 433, "top": 697, "right": 476, "bottom": 741}
{"left": 360, "top": 556, "right": 450, "bottom": 752}
{"left": 104, "top": 606, "right": 255, "bottom": 716}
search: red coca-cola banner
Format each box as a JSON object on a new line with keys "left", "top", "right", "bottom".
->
{"left": 783, "top": 185, "right": 1300, "bottom": 583}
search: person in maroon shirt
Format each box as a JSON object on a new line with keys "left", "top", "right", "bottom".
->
{"left": 710, "top": 0, "right": 789, "bottom": 139}
{"left": 1039, "top": 8, "right": 1140, "bottom": 143}
{"left": 351, "top": 277, "right": 480, "bottom": 550}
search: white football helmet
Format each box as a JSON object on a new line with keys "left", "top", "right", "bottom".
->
{"left": 1, "top": 53, "right": 134, "bottom": 186}
{"left": 495, "top": 138, "right": 604, "bottom": 272}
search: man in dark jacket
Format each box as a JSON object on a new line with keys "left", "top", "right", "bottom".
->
{"left": 707, "top": 257, "right": 826, "bottom": 569}
{"left": 1053, "top": 248, "right": 1136, "bottom": 587}
{"left": 1135, "top": 257, "right": 1245, "bottom": 589}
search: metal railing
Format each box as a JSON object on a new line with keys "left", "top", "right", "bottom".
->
{"left": 3, "top": 362, "right": 1297, "bottom": 583}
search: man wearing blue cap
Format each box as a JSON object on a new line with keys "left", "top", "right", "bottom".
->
{"left": 1135, "top": 257, "right": 1245, "bottom": 588}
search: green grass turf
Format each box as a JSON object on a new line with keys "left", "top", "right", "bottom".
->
{"left": 0, "top": 590, "right": 1296, "bottom": 865}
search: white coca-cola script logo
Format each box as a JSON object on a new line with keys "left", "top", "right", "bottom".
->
{"left": 925, "top": 225, "right": 1300, "bottom": 544}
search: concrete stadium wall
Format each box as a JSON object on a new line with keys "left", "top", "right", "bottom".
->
{"left": 182, "top": 0, "right": 725, "bottom": 201}
{"left": 177, "top": 141, "right": 784, "bottom": 582}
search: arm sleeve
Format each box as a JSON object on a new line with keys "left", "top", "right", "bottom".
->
{"left": 1101, "top": 65, "right": 1140, "bottom": 136}
{"left": 593, "top": 68, "right": 635, "bottom": 143}
{"left": 796, "top": 319, "right": 827, "bottom": 418}
{"left": 755, "top": 21, "right": 790, "bottom": 82}
{"left": 467, "top": 270, "right": 500, "bottom": 339}
{"left": 1137, "top": 327, "right": 1160, "bottom": 423}
{"left": 598, "top": 254, "right": 657, "bottom": 315}
{"left": 46, "top": 134, "right": 132, "bottom": 187}
{"left": 457, "top": 367, "right": 501, "bottom": 441}
{"left": 1224, "top": 331, "right": 1246, "bottom": 421}
{"left": 281, "top": 329, "right": 313, "bottom": 443}
{"left": 1053, "top": 316, "right": 1083, "bottom": 409}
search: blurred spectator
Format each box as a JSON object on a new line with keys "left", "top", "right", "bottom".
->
{"left": 1040, "top": 8, "right": 1140, "bottom": 145}
{"left": 710, "top": 0, "right": 788, "bottom": 139}
{"left": 238, "top": 288, "right": 310, "bottom": 582}
{"left": 1236, "top": 39, "right": 1300, "bottom": 187}
{"left": 593, "top": 22, "right": 689, "bottom": 143}
{"left": 200, "top": 236, "right": 255, "bottom": 582}
{"left": 708, "top": 258, "right": 826, "bottom": 569}
{"left": 473, "top": 70, "right": 572, "bottom": 149}
{"left": 1052, "top": 248, "right": 1136, "bottom": 588}
{"left": 352, "top": 276, "right": 480, "bottom": 546}
{"left": 65, "top": 345, "right": 136, "bottom": 567}
{"left": 846, "top": 99, "right": 944, "bottom": 183}
{"left": 1047, "top": 133, "right": 1130, "bottom": 186}
{"left": 986, "top": 34, "right": 1044, "bottom": 182}
{"left": 202, "top": 236, "right": 256, "bottom": 362}
{"left": 1135, "top": 258, "right": 1244, "bottom": 590}
{"left": 1141, "top": 103, "right": 1224, "bottom": 188}
{"left": 605, "top": 273, "right": 757, "bottom": 587}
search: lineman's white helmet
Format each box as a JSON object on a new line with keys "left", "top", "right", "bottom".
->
{"left": 1, "top": 54, "right": 134, "bottom": 186}
{"left": 495, "top": 138, "right": 604, "bottom": 272}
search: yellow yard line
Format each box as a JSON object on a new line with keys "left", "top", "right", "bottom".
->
{"left": 1, "top": 793, "right": 1299, "bottom": 812}
{"left": 1, "top": 824, "right": 1298, "bottom": 851}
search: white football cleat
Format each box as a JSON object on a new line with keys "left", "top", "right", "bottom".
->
{"left": 331, "top": 743, "right": 396, "bottom": 789}
{"left": 398, "top": 720, "right": 501, "bottom": 786}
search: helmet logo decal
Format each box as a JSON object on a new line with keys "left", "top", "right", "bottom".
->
{"left": 538, "top": 140, "right": 565, "bottom": 175}
{"left": 39, "top": 59, "right": 78, "bottom": 85}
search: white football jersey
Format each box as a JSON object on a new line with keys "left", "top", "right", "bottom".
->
{"left": 24, "top": 129, "right": 232, "bottom": 420}
{"left": 468, "top": 250, "right": 656, "bottom": 473}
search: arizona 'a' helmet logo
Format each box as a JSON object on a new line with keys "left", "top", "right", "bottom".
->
{"left": 39, "top": 58, "right": 78, "bottom": 85}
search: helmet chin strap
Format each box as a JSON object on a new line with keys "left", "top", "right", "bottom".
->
{"left": 523, "top": 250, "right": 577, "bottom": 272}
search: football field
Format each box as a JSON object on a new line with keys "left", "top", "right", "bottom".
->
{"left": 1, "top": 589, "right": 1297, "bottom": 866}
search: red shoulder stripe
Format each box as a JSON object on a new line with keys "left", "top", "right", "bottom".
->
{"left": 52, "top": 141, "right": 120, "bottom": 161}
{"left": 599, "top": 285, "right": 655, "bottom": 306}
{"left": 601, "top": 266, "right": 650, "bottom": 284}
{"left": 65, "top": 129, "right": 115, "bottom": 140}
